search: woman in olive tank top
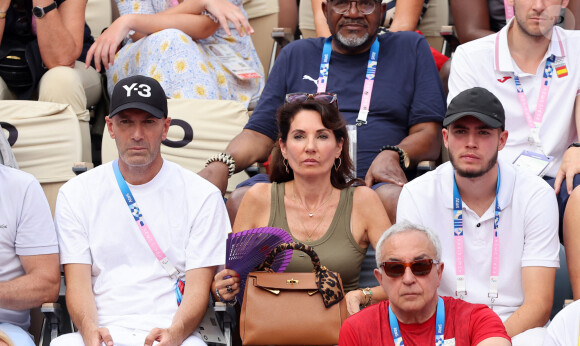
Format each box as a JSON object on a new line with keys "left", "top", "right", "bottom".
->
{"left": 213, "top": 98, "right": 391, "bottom": 316}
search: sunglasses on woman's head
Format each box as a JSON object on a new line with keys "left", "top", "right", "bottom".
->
{"left": 285, "top": 92, "right": 338, "bottom": 107}
{"left": 380, "top": 258, "right": 440, "bottom": 278}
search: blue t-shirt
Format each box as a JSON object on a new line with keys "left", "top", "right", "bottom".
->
{"left": 245, "top": 32, "right": 446, "bottom": 178}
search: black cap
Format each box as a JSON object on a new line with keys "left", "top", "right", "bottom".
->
{"left": 444, "top": 87, "right": 505, "bottom": 129}
{"left": 109, "top": 75, "right": 168, "bottom": 118}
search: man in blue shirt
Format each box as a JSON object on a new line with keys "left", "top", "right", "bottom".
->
{"left": 200, "top": 0, "right": 446, "bottom": 222}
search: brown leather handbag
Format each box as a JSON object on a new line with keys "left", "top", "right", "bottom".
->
{"left": 240, "top": 242, "right": 348, "bottom": 345}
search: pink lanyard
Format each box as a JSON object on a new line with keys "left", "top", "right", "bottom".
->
{"left": 453, "top": 168, "right": 501, "bottom": 308}
{"left": 113, "top": 160, "right": 185, "bottom": 305}
{"left": 317, "top": 37, "right": 379, "bottom": 125}
{"left": 496, "top": 33, "right": 556, "bottom": 148}
{"left": 503, "top": 0, "right": 514, "bottom": 21}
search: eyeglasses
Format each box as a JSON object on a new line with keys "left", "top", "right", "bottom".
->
{"left": 285, "top": 92, "right": 338, "bottom": 107}
{"left": 329, "top": 0, "right": 380, "bottom": 15}
{"left": 380, "top": 259, "right": 440, "bottom": 278}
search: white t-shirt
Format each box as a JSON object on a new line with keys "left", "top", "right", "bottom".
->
{"left": 397, "top": 160, "right": 560, "bottom": 321}
{"left": 55, "top": 160, "right": 229, "bottom": 331}
{"left": 0, "top": 165, "right": 58, "bottom": 330}
{"left": 448, "top": 19, "right": 580, "bottom": 178}
{"left": 544, "top": 299, "right": 580, "bottom": 345}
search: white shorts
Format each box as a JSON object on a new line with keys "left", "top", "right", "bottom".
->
{"left": 50, "top": 325, "right": 206, "bottom": 346}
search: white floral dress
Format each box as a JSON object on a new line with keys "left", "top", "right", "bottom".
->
{"left": 107, "top": 0, "right": 264, "bottom": 108}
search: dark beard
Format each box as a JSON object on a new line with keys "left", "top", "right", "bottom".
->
{"left": 449, "top": 150, "right": 498, "bottom": 179}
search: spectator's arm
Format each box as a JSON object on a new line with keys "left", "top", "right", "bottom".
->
{"left": 365, "top": 121, "right": 442, "bottom": 187}
{"left": 0, "top": 0, "right": 10, "bottom": 46}
{"left": 389, "top": 0, "right": 424, "bottom": 32}
{"left": 0, "top": 254, "right": 59, "bottom": 310}
{"left": 450, "top": 0, "right": 494, "bottom": 43}
{"left": 35, "top": 0, "right": 87, "bottom": 68}
{"left": 198, "top": 129, "right": 275, "bottom": 195}
{"left": 345, "top": 187, "right": 390, "bottom": 315}
{"left": 86, "top": 11, "right": 219, "bottom": 71}
{"left": 398, "top": 121, "right": 442, "bottom": 166}
{"left": 231, "top": 182, "right": 270, "bottom": 232}
{"left": 503, "top": 266, "right": 555, "bottom": 337}
{"left": 567, "top": 0, "right": 580, "bottom": 30}
{"left": 163, "top": 0, "right": 253, "bottom": 36}
{"left": 312, "top": 0, "right": 331, "bottom": 37}
{"left": 279, "top": 0, "right": 298, "bottom": 35}
{"left": 64, "top": 263, "right": 114, "bottom": 346}
{"left": 145, "top": 267, "right": 216, "bottom": 346}
{"left": 554, "top": 94, "right": 580, "bottom": 194}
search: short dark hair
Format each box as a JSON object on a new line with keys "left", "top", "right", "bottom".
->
{"left": 269, "top": 100, "right": 356, "bottom": 189}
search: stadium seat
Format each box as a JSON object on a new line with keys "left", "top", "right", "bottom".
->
{"left": 0, "top": 101, "right": 85, "bottom": 215}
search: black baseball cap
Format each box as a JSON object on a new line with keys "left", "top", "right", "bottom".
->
{"left": 109, "top": 75, "right": 168, "bottom": 118}
{"left": 443, "top": 87, "right": 505, "bottom": 129}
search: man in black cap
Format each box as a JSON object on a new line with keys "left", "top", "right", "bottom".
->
{"left": 52, "top": 75, "right": 230, "bottom": 346}
{"left": 395, "top": 87, "right": 560, "bottom": 345}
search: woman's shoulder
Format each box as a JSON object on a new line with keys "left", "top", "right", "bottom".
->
{"left": 244, "top": 182, "right": 273, "bottom": 204}
{"left": 351, "top": 186, "right": 387, "bottom": 218}
{"left": 352, "top": 185, "right": 380, "bottom": 201}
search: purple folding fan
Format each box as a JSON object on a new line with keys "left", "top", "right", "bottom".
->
{"left": 225, "top": 227, "right": 293, "bottom": 302}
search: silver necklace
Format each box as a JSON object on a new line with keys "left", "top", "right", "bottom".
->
{"left": 293, "top": 185, "right": 334, "bottom": 217}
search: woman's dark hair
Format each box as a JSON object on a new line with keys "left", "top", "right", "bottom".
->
{"left": 269, "top": 100, "right": 356, "bottom": 189}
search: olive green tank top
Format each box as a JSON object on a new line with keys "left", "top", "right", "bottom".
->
{"left": 268, "top": 182, "right": 366, "bottom": 292}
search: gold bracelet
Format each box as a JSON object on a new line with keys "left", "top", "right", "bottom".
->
{"left": 360, "top": 287, "right": 373, "bottom": 308}
{"left": 0, "top": 12, "right": 6, "bottom": 19}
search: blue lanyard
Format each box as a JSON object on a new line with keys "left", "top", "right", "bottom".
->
{"left": 452, "top": 166, "right": 502, "bottom": 306}
{"left": 318, "top": 37, "right": 380, "bottom": 125}
{"left": 113, "top": 160, "right": 185, "bottom": 305}
{"left": 388, "top": 296, "right": 445, "bottom": 345}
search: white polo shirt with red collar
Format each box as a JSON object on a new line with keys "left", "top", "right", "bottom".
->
{"left": 448, "top": 19, "right": 580, "bottom": 178}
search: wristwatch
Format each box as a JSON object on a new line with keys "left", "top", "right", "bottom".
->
{"left": 568, "top": 142, "right": 580, "bottom": 149}
{"left": 32, "top": 2, "right": 58, "bottom": 19}
{"left": 380, "top": 145, "right": 410, "bottom": 170}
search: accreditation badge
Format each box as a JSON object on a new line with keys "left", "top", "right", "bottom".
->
{"left": 206, "top": 44, "right": 261, "bottom": 79}
{"left": 512, "top": 150, "right": 554, "bottom": 177}
{"left": 444, "top": 338, "right": 456, "bottom": 346}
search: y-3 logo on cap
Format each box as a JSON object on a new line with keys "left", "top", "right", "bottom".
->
{"left": 122, "top": 83, "right": 152, "bottom": 98}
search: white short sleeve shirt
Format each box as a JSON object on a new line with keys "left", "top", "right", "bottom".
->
{"left": 397, "top": 161, "right": 560, "bottom": 321}
{"left": 448, "top": 20, "right": 580, "bottom": 178}
{"left": 0, "top": 165, "right": 58, "bottom": 330}
{"left": 55, "top": 160, "right": 229, "bottom": 331}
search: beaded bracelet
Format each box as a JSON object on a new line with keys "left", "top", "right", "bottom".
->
{"left": 205, "top": 153, "right": 236, "bottom": 178}
{"left": 215, "top": 288, "right": 237, "bottom": 306}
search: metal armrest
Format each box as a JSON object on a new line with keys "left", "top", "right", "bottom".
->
{"left": 269, "top": 27, "right": 296, "bottom": 75}
{"left": 40, "top": 303, "right": 61, "bottom": 344}
{"left": 416, "top": 160, "right": 437, "bottom": 177}
{"left": 440, "top": 25, "right": 460, "bottom": 57}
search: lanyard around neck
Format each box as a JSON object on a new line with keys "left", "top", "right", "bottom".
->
{"left": 113, "top": 160, "right": 180, "bottom": 279}
{"left": 113, "top": 160, "right": 186, "bottom": 305}
{"left": 496, "top": 32, "right": 556, "bottom": 149}
{"left": 453, "top": 166, "right": 501, "bottom": 307}
{"left": 317, "top": 37, "right": 380, "bottom": 126}
{"left": 388, "top": 296, "right": 445, "bottom": 345}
